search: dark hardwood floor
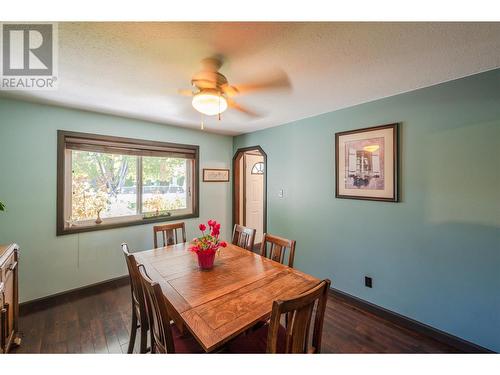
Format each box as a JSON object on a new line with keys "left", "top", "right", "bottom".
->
{"left": 12, "top": 279, "right": 460, "bottom": 354}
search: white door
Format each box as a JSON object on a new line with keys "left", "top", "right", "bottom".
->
{"left": 245, "top": 153, "right": 264, "bottom": 244}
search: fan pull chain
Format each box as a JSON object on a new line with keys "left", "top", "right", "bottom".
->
{"left": 200, "top": 114, "right": 204, "bottom": 130}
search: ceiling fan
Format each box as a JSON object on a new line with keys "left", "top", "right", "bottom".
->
{"left": 178, "top": 56, "right": 291, "bottom": 122}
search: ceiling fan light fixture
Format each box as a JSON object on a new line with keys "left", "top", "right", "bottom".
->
{"left": 192, "top": 89, "right": 228, "bottom": 116}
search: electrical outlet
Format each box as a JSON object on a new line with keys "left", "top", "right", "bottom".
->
{"left": 365, "top": 276, "right": 373, "bottom": 288}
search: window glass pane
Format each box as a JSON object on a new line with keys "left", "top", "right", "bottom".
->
{"left": 71, "top": 150, "right": 137, "bottom": 221}
{"left": 251, "top": 162, "right": 264, "bottom": 175}
{"left": 142, "top": 156, "right": 188, "bottom": 214}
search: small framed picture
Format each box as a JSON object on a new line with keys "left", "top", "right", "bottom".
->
{"left": 335, "top": 123, "right": 399, "bottom": 202}
{"left": 203, "top": 168, "right": 230, "bottom": 182}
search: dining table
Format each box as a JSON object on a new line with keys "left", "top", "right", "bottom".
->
{"left": 133, "top": 241, "right": 320, "bottom": 352}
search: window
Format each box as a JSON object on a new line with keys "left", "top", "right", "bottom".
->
{"left": 251, "top": 162, "right": 264, "bottom": 175}
{"left": 57, "top": 131, "right": 199, "bottom": 235}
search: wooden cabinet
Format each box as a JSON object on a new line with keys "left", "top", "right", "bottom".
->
{"left": 0, "top": 243, "right": 20, "bottom": 353}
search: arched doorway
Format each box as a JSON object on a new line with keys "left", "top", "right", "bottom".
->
{"left": 233, "top": 146, "right": 267, "bottom": 248}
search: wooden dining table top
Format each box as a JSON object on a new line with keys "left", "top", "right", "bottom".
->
{"left": 134, "top": 241, "right": 320, "bottom": 352}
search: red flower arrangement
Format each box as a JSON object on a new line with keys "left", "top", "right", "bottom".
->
{"left": 190, "top": 219, "right": 227, "bottom": 269}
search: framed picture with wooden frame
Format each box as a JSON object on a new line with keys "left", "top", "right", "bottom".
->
{"left": 203, "top": 168, "right": 230, "bottom": 182}
{"left": 335, "top": 123, "right": 399, "bottom": 202}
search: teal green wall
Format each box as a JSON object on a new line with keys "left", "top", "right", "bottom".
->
{"left": 0, "top": 99, "right": 233, "bottom": 303}
{"left": 234, "top": 69, "right": 500, "bottom": 352}
{"left": 1, "top": 69, "right": 499, "bottom": 352}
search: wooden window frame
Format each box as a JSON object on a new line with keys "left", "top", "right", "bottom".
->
{"left": 57, "top": 130, "right": 199, "bottom": 236}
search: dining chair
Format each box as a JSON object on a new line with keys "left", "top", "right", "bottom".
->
{"left": 153, "top": 222, "right": 186, "bottom": 248}
{"left": 231, "top": 224, "right": 256, "bottom": 251}
{"left": 260, "top": 233, "right": 297, "bottom": 268}
{"left": 137, "top": 263, "right": 204, "bottom": 354}
{"left": 121, "top": 243, "right": 149, "bottom": 353}
{"left": 227, "top": 279, "right": 331, "bottom": 354}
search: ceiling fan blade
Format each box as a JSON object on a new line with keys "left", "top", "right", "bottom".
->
{"left": 177, "top": 89, "right": 194, "bottom": 96}
{"left": 232, "top": 69, "right": 291, "bottom": 95}
{"left": 221, "top": 84, "right": 239, "bottom": 97}
{"left": 228, "top": 99, "right": 261, "bottom": 118}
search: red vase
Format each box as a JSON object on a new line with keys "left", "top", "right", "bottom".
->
{"left": 196, "top": 250, "right": 216, "bottom": 270}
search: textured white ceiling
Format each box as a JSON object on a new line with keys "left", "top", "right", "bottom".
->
{"left": 2, "top": 22, "right": 500, "bottom": 135}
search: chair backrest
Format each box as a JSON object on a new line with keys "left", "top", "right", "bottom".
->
{"left": 231, "top": 224, "right": 256, "bottom": 251}
{"left": 267, "top": 279, "right": 331, "bottom": 354}
{"left": 121, "top": 244, "right": 147, "bottom": 315}
{"left": 137, "top": 263, "right": 176, "bottom": 354}
{"left": 153, "top": 222, "right": 186, "bottom": 248}
{"left": 260, "top": 233, "right": 296, "bottom": 268}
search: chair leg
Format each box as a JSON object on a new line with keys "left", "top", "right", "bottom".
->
{"left": 139, "top": 321, "right": 148, "bottom": 354}
{"left": 127, "top": 308, "right": 138, "bottom": 354}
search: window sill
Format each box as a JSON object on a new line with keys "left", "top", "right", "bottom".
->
{"left": 57, "top": 212, "right": 198, "bottom": 236}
